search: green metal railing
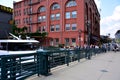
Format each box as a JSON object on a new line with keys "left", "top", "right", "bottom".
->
{"left": 0, "top": 48, "right": 106, "bottom": 80}
{"left": 37, "top": 48, "right": 105, "bottom": 76}
{"left": 0, "top": 53, "right": 37, "bottom": 80}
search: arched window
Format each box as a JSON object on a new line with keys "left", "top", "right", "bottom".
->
{"left": 39, "top": 6, "right": 46, "bottom": 12}
{"left": 51, "top": 3, "right": 60, "bottom": 10}
{"left": 66, "top": 0, "right": 77, "bottom": 7}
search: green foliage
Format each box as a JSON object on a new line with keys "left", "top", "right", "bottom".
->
{"left": 11, "top": 22, "right": 48, "bottom": 39}
{"left": 44, "top": 46, "right": 60, "bottom": 50}
{"left": 100, "top": 36, "right": 112, "bottom": 44}
{"left": 116, "top": 39, "right": 120, "bottom": 43}
{"left": 58, "top": 44, "right": 65, "bottom": 48}
{"left": 11, "top": 24, "right": 17, "bottom": 34}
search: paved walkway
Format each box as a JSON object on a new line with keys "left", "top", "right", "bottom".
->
{"left": 26, "top": 51, "right": 120, "bottom": 80}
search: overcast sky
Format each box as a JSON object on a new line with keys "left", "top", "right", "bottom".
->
{"left": 0, "top": 0, "right": 120, "bottom": 38}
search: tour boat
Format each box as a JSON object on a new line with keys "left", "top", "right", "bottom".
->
{"left": 0, "top": 33, "right": 39, "bottom": 55}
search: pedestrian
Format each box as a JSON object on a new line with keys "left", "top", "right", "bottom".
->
{"left": 114, "top": 45, "right": 117, "bottom": 52}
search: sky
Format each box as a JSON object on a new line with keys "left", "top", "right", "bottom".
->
{"left": 95, "top": 0, "right": 120, "bottom": 38}
{"left": 0, "top": 0, "right": 120, "bottom": 38}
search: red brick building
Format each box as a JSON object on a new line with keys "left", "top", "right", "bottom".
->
{"left": 14, "top": 0, "right": 100, "bottom": 47}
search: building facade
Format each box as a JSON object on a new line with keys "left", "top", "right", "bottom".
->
{"left": 115, "top": 30, "right": 120, "bottom": 39}
{"left": 115, "top": 30, "right": 120, "bottom": 43}
{"left": 0, "top": 5, "right": 13, "bottom": 39}
{"left": 14, "top": 0, "right": 100, "bottom": 47}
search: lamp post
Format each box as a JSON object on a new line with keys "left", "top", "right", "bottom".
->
{"left": 78, "top": 29, "right": 82, "bottom": 48}
{"left": 86, "top": 20, "right": 91, "bottom": 60}
{"left": 87, "top": 20, "right": 91, "bottom": 47}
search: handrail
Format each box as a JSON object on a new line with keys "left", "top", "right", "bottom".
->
{"left": 0, "top": 48, "right": 106, "bottom": 79}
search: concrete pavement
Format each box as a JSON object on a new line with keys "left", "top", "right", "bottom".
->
{"left": 26, "top": 51, "right": 120, "bottom": 80}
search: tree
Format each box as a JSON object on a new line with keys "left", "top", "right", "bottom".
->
{"left": 22, "top": 26, "right": 27, "bottom": 33}
{"left": 100, "top": 35, "right": 112, "bottom": 44}
{"left": 11, "top": 23, "right": 17, "bottom": 35}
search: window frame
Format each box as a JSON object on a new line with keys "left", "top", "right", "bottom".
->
{"left": 39, "top": 6, "right": 46, "bottom": 12}
{"left": 50, "top": 25, "right": 55, "bottom": 32}
{"left": 66, "top": 1, "right": 77, "bottom": 7}
{"left": 51, "top": 14, "right": 55, "bottom": 20}
{"left": 72, "top": 11, "right": 77, "bottom": 18}
{"left": 66, "top": 12, "right": 70, "bottom": 19}
{"left": 51, "top": 3, "right": 60, "bottom": 10}
{"left": 71, "top": 23, "right": 77, "bottom": 30}
{"left": 55, "top": 24, "right": 60, "bottom": 31}
{"left": 56, "top": 13, "right": 60, "bottom": 20}
{"left": 65, "top": 24, "right": 71, "bottom": 31}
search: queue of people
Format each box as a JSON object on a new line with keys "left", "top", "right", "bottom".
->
{"left": 59, "top": 43, "right": 120, "bottom": 53}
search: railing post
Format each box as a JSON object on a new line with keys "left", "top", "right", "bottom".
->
{"left": 85, "top": 48, "right": 88, "bottom": 59}
{"left": 10, "top": 57, "right": 16, "bottom": 80}
{"left": 88, "top": 48, "right": 91, "bottom": 60}
{"left": 1, "top": 56, "right": 7, "bottom": 80}
{"left": 66, "top": 50, "right": 70, "bottom": 66}
{"left": 85, "top": 48, "right": 91, "bottom": 60}
{"left": 76, "top": 49, "right": 80, "bottom": 62}
{"left": 37, "top": 51, "right": 50, "bottom": 76}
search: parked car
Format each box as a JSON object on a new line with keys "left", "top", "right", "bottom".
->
{"left": 112, "top": 43, "right": 120, "bottom": 51}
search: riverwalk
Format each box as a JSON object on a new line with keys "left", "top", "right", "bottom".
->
{"left": 26, "top": 51, "right": 120, "bottom": 80}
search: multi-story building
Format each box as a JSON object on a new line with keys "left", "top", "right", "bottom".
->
{"left": 13, "top": 0, "right": 100, "bottom": 47}
{"left": 115, "top": 30, "right": 120, "bottom": 39}
{"left": 0, "top": 5, "right": 13, "bottom": 39}
{"left": 115, "top": 30, "right": 120, "bottom": 43}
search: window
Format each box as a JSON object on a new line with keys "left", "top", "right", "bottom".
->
{"left": 72, "top": 38, "right": 76, "bottom": 43}
{"left": 39, "top": 6, "right": 46, "bottom": 12}
{"left": 51, "top": 3, "right": 60, "bottom": 10}
{"left": 19, "top": 10, "right": 21, "bottom": 16}
{"left": 71, "top": 38, "right": 76, "bottom": 46}
{"left": 66, "top": 12, "right": 70, "bottom": 19}
{"left": 55, "top": 38, "right": 59, "bottom": 43}
{"left": 65, "top": 38, "right": 69, "bottom": 42}
{"left": 51, "top": 14, "right": 55, "bottom": 20}
{"left": 29, "top": 0, "right": 32, "bottom": 4}
{"left": 29, "top": 17, "right": 32, "bottom": 23}
{"left": 55, "top": 38, "right": 59, "bottom": 46}
{"left": 24, "top": 9, "right": 25, "bottom": 15}
{"left": 38, "top": 16, "right": 46, "bottom": 22}
{"left": 38, "top": 26, "right": 46, "bottom": 32}
{"left": 66, "top": 0, "right": 77, "bottom": 7}
{"left": 38, "top": 16, "right": 42, "bottom": 22}
{"left": 50, "top": 25, "right": 54, "bottom": 32}
{"left": 65, "top": 38, "right": 69, "bottom": 46}
{"left": 72, "top": 23, "right": 77, "bottom": 30}
{"left": 56, "top": 24, "right": 60, "bottom": 31}
{"left": 29, "top": 7, "right": 32, "bottom": 14}
{"left": 24, "top": 1, "right": 27, "bottom": 6}
{"left": 50, "top": 39, "right": 54, "bottom": 46}
{"left": 42, "top": 16, "right": 46, "bottom": 21}
{"left": 26, "top": 18, "right": 29, "bottom": 24}
{"left": 56, "top": 13, "right": 60, "bottom": 20}
{"left": 41, "top": 26, "right": 46, "bottom": 32}
{"left": 65, "top": 24, "right": 70, "bottom": 31}
{"left": 29, "top": 25, "right": 32, "bottom": 32}
{"left": 38, "top": 27, "right": 41, "bottom": 32}
{"left": 72, "top": 11, "right": 77, "bottom": 18}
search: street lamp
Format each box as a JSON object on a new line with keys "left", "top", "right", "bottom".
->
{"left": 85, "top": 20, "right": 91, "bottom": 60}
{"left": 86, "top": 20, "right": 91, "bottom": 47}
{"left": 78, "top": 29, "right": 82, "bottom": 48}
